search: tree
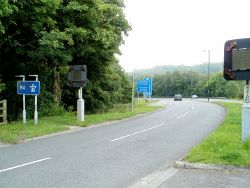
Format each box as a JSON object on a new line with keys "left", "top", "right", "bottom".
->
{"left": 0, "top": 0, "right": 131, "bottom": 119}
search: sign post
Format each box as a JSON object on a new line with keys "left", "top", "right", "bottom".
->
{"left": 17, "top": 78, "right": 40, "bottom": 125}
{"left": 68, "top": 65, "right": 87, "bottom": 122}
{"left": 132, "top": 74, "right": 135, "bottom": 112}
{"left": 77, "top": 87, "right": 84, "bottom": 121}
{"left": 16, "top": 75, "right": 26, "bottom": 124}
{"left": 242, "top": 81, "right": 250, "bottom": 141}
{"left": 224, "top": 38, "right": 250, "bottom": 141}
{"left": 29, "top": 75, "right": 39, "bottom": 125}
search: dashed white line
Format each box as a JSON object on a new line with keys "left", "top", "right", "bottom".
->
{"left": 177, "top": 111, "right": 190, "bottom": 119}
{"left": 111, "top": 123, "right": 165, "bottom": 142}
{"left": 0, "top": 157, "right": 51, "bottom": 173}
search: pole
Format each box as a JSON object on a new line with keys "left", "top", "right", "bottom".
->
{"left": 242, "top": 80, "right": 250, "bottom": 142}
{"left": 207, "top": 50, "right": 210, "bottom": 102}
{"left": 34, "top": 76, "right": 38, "bottom": 125}
{"left": 16, "top": 75, "right": 26, "bottom": 124}
{"left": 29, "top": 75, "right": 38, "bottom": 125}
{"left": 77, "top": 87, "right": 84, "bottom": 121}
{"left": 132, "top": 74, "right": 134, "bottom": 112}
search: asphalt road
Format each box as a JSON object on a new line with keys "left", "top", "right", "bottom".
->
{"left": 0, "top": 99, "right": 225, "bottom": 188}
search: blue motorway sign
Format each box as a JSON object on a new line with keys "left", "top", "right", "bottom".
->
{"left": 137, "top": 80, "right": 149, "bottom": 93}
{"left": 144, "top": 77, "right": 153, "bottom": 96}
{"left": 17, "top": 81, "right": 40, "bottom": 95}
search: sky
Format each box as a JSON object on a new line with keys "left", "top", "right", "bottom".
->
{"left": 118, "top": 0, "right": 250, "bottom": 72}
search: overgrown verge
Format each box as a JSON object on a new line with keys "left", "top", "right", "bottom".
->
{"left": 0, "top": 102, "right": 162, "bottom": 144}
{"left": 185, "top": 102, "right": 250, "bottom": 166}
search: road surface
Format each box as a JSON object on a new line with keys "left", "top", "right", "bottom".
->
{"left": 0, "top": 99, "right": 225, "bottom": 188}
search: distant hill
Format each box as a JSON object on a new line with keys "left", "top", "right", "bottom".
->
{"left": 128, "top": 63, "right": 223, "bottom": 76}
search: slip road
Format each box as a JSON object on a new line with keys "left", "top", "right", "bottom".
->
{"left": 0, "top": 99, "right": 225, "bottom": 188}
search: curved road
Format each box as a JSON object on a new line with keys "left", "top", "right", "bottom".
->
{"left": 0, "top": 99, "right": 225, "bottom": 188}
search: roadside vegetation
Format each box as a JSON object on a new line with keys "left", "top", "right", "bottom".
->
{"left": 0, "top": 101, "right": 162, "bottom": 144}
{"left": 185, "top": 102, "right": 250, "bottom": 167}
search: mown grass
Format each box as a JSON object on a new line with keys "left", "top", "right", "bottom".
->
{"left": 185, "top": 102, "right": 250, "bottom": 166}
{"left": 0, "top": 101, "right": 161, "bottom": 144}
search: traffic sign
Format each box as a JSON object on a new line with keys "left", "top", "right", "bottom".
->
{"left": 144, "top": 78, "right": 153, "bottom": 96}
{"left": 224, "top": 38, "right": 250, "bottom": 80}
{"left": 17, "top": 81, "right": 40, "bottom": 95}
{"left": 137, "top": 80, "right": 149, "bottom": 93}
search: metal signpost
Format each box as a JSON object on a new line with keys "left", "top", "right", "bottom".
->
{"left": 16, "top": 75, "right": 26, "bottom": 124}
{"left": 68, "top": 65, "right": 87, "bottom": 122}
{"left": 17, "top": 76, "right": 40, "bottom": 125}
{"left": 224, "top": 38, "right": 250, "bottom": 141}
{"left": 132, "top": 74, "right": 135, "bottom": 112}
{"left": 29, "top": 75, "right": 39, "bottom": 125}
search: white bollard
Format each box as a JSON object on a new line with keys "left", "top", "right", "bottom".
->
{"left": 242, "top": 103, "right": 250, "bottom": 141}
{"left": 242, "top": 83, "right": 250, "bottom": 142}
{"left": 77, "top": 98, "right": 84, "bottom": 121}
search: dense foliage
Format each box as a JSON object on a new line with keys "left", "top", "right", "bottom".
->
{"left": 151, "top": 71, "right": 244, "bottom": 98}
{"left": 0, "top": 0, "right": 131, "bottom": 120}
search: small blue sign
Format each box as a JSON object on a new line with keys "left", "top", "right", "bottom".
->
{"left": 17, "top": 81, "right": 40, "bottom": 95}
{"left": 137, "top": 80, "right": 149, "bottom": 93}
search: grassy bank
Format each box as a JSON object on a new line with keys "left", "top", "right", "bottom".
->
{"left": 185, "top": 102, "right": 250, "bottom": 167}
{"left": 0, "top": 102, "right": 162, "bottom": 144}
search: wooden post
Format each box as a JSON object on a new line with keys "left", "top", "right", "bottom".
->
{"left": 0, "top": 100, "right": 7, "bottom": 125}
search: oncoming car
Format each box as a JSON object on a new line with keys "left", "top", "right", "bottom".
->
{"left": 174, "top": 94, "right": 182, "bottom": 101}
{"left": 192, "top": 95, "right": 198, "bottom": 99}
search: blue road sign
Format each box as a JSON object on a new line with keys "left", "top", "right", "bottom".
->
{"left": 17, "top": 81, "right": 40, "bottom": 95}
{"left": 144, "top": 78, "right": 153, "bottom": 96}
{"left": 137, "top": 80, "right": 149, "bottom": 93}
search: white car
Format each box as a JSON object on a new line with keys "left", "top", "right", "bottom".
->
{"left": 192, "top": 95, "right": 198, "bottom": 99}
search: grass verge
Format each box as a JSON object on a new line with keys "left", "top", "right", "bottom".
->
{"left": 0, "top": 102, "right": 162, "bottom": 144}
{"left": 185, "top": 102, "right": 250, "bottom": 167}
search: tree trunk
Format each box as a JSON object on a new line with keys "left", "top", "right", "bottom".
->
{"left": 53, "top": 67, "right": 61, "bottom": 105}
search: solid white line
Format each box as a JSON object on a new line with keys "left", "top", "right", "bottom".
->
{"left": 111, "top": 123, "right": 165, "bottom": 142}
{"left": 0, "top": 157, "right": 51, "bottom": 173}
{"left": 177, "top": 111, "right": 190, "bottom": 119}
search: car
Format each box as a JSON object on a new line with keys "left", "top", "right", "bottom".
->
{"left": 192, "top": 94, "right": 198, "bottom": 99}
{"left": 174, "top": 94, "right": 182, "bottom": 101}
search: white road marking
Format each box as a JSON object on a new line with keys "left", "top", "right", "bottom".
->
{"left": 192, "top": 106, "right": 194, "bottom": 110}
{"left": 111, "top": 123, "right": 165, "bottom": 142}
{"left": 177, "top": 111, "right": 190, "bottom": 119}
{"left": 128, "top": 167, "right": 178, "bottom": 188}
{"left": 0, "top": 157, "right": 51, "bottom": 173}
